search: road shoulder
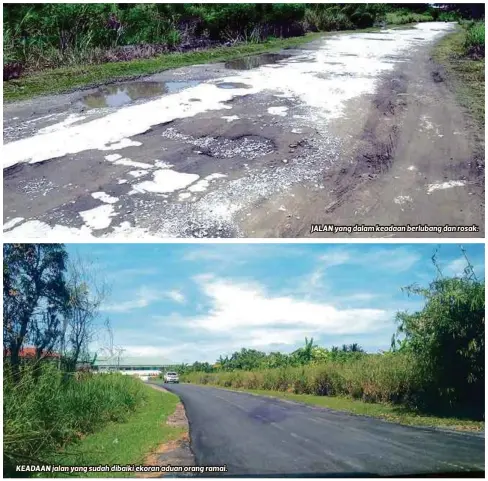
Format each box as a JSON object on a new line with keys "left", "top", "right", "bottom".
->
{"left": 139, "top": 384, "right": 195, "bottom": 477}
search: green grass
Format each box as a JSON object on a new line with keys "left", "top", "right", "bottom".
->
{"left": 386, "top": 12, "right": 434, "bottom": 25}
{"left": 205, "top": 386, "right": 485, "bottom": 433}
{"left": 4, "top": 366, "right": 150, "bottom": 475}
{"left": 432, "top": 25, "right": 485, "bottom": 129}
{"left": 3, "top": 33, "right": 325, "bottom": 102}
{"left": 49, "top": 385, "right": 184, "bottom": 477}
{"left": 465, "top": 22, "right": 485, "bottom": 51}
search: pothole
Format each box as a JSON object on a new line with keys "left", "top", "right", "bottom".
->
{"left": 224, "top": 53, "right": 289, "bottom": 70}
{"left": 215, "top": 82, "right": 252, "bottom": 89}
{"left": 80, "top": 80, "right": 201, "bottom": 109}
{"left": 162, "top": 127, "right": 275, "bottom": 160}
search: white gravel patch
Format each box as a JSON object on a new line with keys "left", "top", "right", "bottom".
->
{"left": 3, "top": 220, "right": 94, "bottom": 239}
{"left": 105, "top": 154, "right": 123, "bottom": 162}
{"left": 222, "top": 115, "right": 240, "bottom": 122}
{"left": 3, "top": 217, "right": 24, "bottom": 231}
{"left": 37, "top": 114, "right": 87, "bottom": 134}
{"left": 79, "top": 204, "right": 115, "bottom": 230}
{"left": 99, "top": 138, "right": 142, "bottom": 151}
{"left": 133, "top": 169, "right": 200, "bottom": 194}
{"left": 113, "top": 158, "right": 153, "bottom": 169}
{"left": 394, "top": 195, "right": 413, "bottom": 205}
{"left": 427, "top": 180, "right": 467, "bottom": 194}
{"left": 268, "top": 106, "right": 288, "bottom": 117}
{"left": 91, "top": 192, "right": 119, "bottom": 204}
{"left": 128, "top": 170, "right": 149, "bottom": 178}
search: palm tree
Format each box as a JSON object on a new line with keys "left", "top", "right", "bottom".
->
{"left": 349, "top": 343, "right": 363, "bottom": 352}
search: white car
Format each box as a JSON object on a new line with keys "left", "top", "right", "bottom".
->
{"left": 164, "top": 372, "right": 179, "bottom": 383}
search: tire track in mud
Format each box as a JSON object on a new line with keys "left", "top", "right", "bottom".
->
{"left": 323, "top": 72, "right": 409, "bottom": 215}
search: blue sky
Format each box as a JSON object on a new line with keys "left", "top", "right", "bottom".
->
{"left": 66, "top": 243, "right": 485, "bottom": 364}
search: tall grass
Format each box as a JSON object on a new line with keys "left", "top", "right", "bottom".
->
{"left": 464, "top": 21, "right": 485, "bottom": 57}
{"left": 3, "top": 4, "right": 455, "bottom": 73}
{"left": 183, "top": 353, "right": 425, "bottom": 407}
{"left": 385, "top": 10, "right": 434, "bottom": 25}
{"left": 3, "top": 362, "right": 147, "bottom": 476}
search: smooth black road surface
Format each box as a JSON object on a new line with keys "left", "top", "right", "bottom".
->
{"left": 156, "top": 383, "right": 485, "bottom": 477}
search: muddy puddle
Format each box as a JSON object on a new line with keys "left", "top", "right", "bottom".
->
{"left": 215, "top": 82, "right": 252, "bottom": 89}
{"left": 80, "top": 80, "right": 200, "bottom": 109}
{"left": 225, "top": 53, "right": 289, "bottom": 70}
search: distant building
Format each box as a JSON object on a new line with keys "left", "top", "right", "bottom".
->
{"left": 93, "top": 355, "right": 179, "bottom": 381}
{"left": 3, "top": 346, "right": 61, "bottom": 360}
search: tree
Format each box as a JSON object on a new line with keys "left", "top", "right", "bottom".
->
{"left": 264, "top": 351, "right": 290, "bottom": 369}
{"left": 291, "top": 337, "right": 316, "bottom": 365}
{"left": 395, "top": 251, "right": 484, "bottom": 417}
{"left": 3, "top": 244, "right": 68, "bottom": 381}
{"left": 61, "top": 254, "right": 109, "bottom": 372}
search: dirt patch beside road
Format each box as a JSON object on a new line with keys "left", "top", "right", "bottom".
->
{"left": 139, "top": 384, "right": 195, "bottom": 477}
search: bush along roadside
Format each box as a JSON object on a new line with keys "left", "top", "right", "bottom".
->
{"left": 3, "top": 3, "right": 482, "bottom": 80}
{"left": 4, "top": 366, "right": 185, "bottom": 478}
{"left": 464, "top": 20, "right": 485, "bottom": 59}
{"left": 432, "top": 20, "right": 485, "bottom": 129}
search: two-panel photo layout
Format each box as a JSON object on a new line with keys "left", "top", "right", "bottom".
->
{"left": 2, "top": 2, "right": 485, "bottom": 479}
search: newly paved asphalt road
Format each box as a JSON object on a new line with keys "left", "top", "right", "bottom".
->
{"left": 158, "top": 383, "right": 484, "bottom": 477}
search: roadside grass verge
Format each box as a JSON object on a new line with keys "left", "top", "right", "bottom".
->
{"left": 201, "top": 385, "right": 485, "bottom": 433}
{"left": 3, "top": 33, "right": 325, "bottom": 102}
{"left": 464, "top": 21, "right": 485, "bottom": 54}
{"left": 49, "top": 384, "right": 184, "bottom": 477}
{"left": 4, "top": 366, "right": 148, "bottom": 476}
{"left": 386, "top": 11, "right": 433, "bottom": 25}
{"left": 432, "top": 24, "right": 485, "bottom": 129}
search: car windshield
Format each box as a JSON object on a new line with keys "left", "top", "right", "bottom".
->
{"left": 167, "top": 372, "right": 177, "bottom": 376}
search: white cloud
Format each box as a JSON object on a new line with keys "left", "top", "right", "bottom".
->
{"left": 102, "top": 286, "right": 185, "bottom": 312}
{"left": 166, "top": 290, "right": 185, "bottom": 303}
{"left": 319, "top": 250, "right": 351, "bottom": 267}
{"left": 102, "top": 286, "right": 161, "bottom": 312}
{"left": 182, "top": 245, "right": 306, "bottom": 266}
{"left": 316, "top": 247, "right": 420, "bottom": 272}
{"left": 189, "top": 277, "right": 391, "bottom": 342}
{"left": 444, "top": 257, "right": 468, "bottom": 277}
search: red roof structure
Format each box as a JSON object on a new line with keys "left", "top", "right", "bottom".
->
{"left": 4, "top": 346, "right": 61, "bottom": 359}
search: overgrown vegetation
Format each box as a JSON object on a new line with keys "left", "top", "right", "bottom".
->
{"left": 4, "top": 365, "right": 147, "bottom": 476}
{"left": 3, "top": 3, "right": 482, "bottom": 76}
{"left": 182, "top": 249, "right": 485, "bottom": 424}
{"left": 432, "top": 19, "right": 485, "bottom": 129}
{"left": 385, "top": 9, "right": 434, "bottom": 25}
{"left": 464, "top": 21, "right": 485, "bottom": 58}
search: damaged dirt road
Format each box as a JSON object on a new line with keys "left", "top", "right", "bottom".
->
{"left": 3, "top": 22, "right": 484, "bottom": 238}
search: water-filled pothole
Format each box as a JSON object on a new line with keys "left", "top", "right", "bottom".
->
{"left": 81, "top": 80, "right": 201, "bottom": 109}
{"left": 225, "top": 53, "right": 289, "bottom": 70}
{"left": 216, "top": 82, "right": 252, "bottom": 89}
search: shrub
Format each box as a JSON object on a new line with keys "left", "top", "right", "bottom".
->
{"left": 465, "top": 21, "right": 485, "bottom": 58}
